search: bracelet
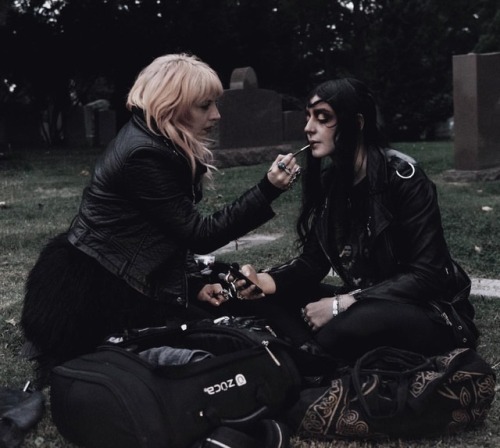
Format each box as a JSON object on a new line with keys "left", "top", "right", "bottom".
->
{"left": 332, "top": 297, "right": 339, "bottom": 316}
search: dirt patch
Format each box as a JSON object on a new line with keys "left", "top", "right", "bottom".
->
{"left": 34, "top": 187, "right": 81, "bottom": 199}
{"left": 212, "top": 233, "right": 282, "bottom": 254}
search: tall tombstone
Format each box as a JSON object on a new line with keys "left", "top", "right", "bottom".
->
{"left": 217, "top": 67, "right": 282, "bottom": 149}
{"left": 65, "top": 100, "right": 116, "bottom": 147}
{"left": 64, "top": 106, "right": 93, "bottom": 147}
{"left": 453, "top": 52, "right": 500, "bottom": 170}
{"left": 96, "top": 109, "right": 117, "bottom": 147}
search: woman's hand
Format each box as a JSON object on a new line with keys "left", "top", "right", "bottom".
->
{"left": 303, "top": 293, "right": 357, "bottom": 331}
{"left": 267, "top": 153, "right": 301, "bottom": 191}
{"left": 230, "top": 264, "right": 276, "bottom": 300}
{"left": 197, "top": 283, "right": 229, "bottom": 306}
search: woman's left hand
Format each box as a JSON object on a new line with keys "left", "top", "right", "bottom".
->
{"left": 267, "top": 153, "right": 301, "bottom": 190}
{"left": 303, "top": 294, "right": 357, "bottom": 331}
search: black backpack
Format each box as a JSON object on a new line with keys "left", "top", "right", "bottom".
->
{"left": 50, "top": 321, "right": 302, "bottom": 448}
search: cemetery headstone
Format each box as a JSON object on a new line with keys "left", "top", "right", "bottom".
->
{"left": 217, "top": 67, "right": 283, "bottom": 149}
{"left": 453, "top": 52, "right": 500, "bottom": 170}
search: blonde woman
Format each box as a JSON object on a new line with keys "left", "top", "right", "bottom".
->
{"left": 21, "top": 54, "right": 300, "bottom": 387}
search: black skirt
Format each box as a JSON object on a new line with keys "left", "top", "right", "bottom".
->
{"left": 21, "top": 232, "right": 173, "bottom": 363}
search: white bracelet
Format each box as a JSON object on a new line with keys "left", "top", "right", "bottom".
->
{"left": 332, "top": 297, "right": 339, "bottom": 316}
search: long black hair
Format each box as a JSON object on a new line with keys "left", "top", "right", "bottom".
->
{"left": 296, "top": 78, "right": 387, "bottom": 249}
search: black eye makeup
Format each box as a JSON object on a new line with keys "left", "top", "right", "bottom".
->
{"left": 306, "top": 97, "right": 338, "bottom": 127}
{"left": 306, "top": 108, "right": 337, "bottom": 126}
{"left": 314, "top": 109, "right": 335, "bottom": 124}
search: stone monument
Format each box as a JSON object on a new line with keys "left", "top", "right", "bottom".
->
{"left": 65, "top": 100, "right": 116, "bottom": 148}
{"left": 452, "top": 52, "right": 500, "bottom": 173}
{"left": 217, "top": 67, "right": 283, "bottom": 149}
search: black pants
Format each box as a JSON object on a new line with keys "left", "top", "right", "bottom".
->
{"left": 315, "top": 296, "right": 458, "bottom": 361}
{"left": 210, "top": 282, "right": 462, "bottom": 364}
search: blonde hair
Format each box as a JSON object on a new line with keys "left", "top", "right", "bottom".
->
{"left": 126, "top": 53, "right": 223, "bottom": 177}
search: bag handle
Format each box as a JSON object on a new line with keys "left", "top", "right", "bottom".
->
{"left": 203, "top": 405, "right": 270, "bottom": 428}
{"left": 351, "top": 346, "right": 433, "bottom": 419}
{"left": 192, "top": 419, "right": 290, "bottom": 448}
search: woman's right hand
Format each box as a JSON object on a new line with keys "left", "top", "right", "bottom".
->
{"left": 267, "top": 153, "right": 301, "bottom": 190}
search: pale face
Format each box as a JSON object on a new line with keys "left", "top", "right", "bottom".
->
{"left": 188, "top": 97, "right": 221, "bottom": 139}
{"left": 304, "top": 95, "right": 337, "bottom": 158}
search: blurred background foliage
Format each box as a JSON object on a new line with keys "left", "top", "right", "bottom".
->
{"left": 0, "top": 0, "right": 499, "bottom": 143}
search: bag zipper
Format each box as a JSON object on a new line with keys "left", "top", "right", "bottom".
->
{"left": 262, "top": 341, "right": 281, "bottom": 366}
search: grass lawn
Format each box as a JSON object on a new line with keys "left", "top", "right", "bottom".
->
{"left": 0, "top": 141, "right": 498, "bottom": 447}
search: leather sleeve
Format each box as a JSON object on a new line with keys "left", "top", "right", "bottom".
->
{"left": 356, "top": 165, "right": 455, "bottom": 303}
{"left": 266, "top": 224, "right": 332, "bottom": 296}
{"left": 122, "top": 147, "right": 275, "bottom": 254}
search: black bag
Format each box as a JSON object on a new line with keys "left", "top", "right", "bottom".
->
{"left": 286, "top": 346, "right": 496, "bottom": 440}
{"left": 190, "top": 419, "right": 291, "bottom": 448}
{"left": 0, "top": 387, "right": 44, "bottom": 448}
{"left": 50, "top": 323, "right": 301, "bottom": 448}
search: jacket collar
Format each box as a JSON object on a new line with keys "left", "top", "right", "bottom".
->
{"left": 130, "top": 108, "right": 207, "bottom": 201}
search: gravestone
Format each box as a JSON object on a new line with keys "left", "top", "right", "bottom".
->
{"left": 65, "top": 100, "right": 116, "bottom": 147}
{"left": 64, "top": 106, "right": 91, "bottom": 147}
{"left": 217, "top": 67, "right": 283, "bottom": 149}
{"left": 96, "top": 109, "right": 117, "bottom": 147}
{"left": 453, "top": 52, "right": 500, "bottom": 170}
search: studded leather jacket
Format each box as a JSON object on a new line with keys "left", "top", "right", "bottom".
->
{"left": 67, "top": 112, "right": 277, "bottom": 306}
{"left": 269, "top": 147, "right": 471, "bottom": 306}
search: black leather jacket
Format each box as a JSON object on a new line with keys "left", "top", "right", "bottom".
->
{"left": 269, "top": 147, "right": 470, "bottom": 306}
{"left": 67, "top": 112, "right": 276, "bottom": 306}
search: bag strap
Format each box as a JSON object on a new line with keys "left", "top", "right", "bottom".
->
{"left": 192, "top": 420, "right": 291, "bottom": 448}
{"left": 204, "top": 405, "right": 270, "bottom": 428}
{"left": 351, "top": 346, "right": 433, "bottom": 419}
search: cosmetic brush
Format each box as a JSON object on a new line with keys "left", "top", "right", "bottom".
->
{"left": 292, "top": 144, "right": 310, "bottom": 158}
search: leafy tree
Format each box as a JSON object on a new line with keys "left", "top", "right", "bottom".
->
{"left": 1, "top": 0, "right": 499, "bottom": 145}
{"left": 474, "top": 0, "right": 500, "bottom": 51}
{"left": 359, "top": 0, "right": 489, "bottom": 140}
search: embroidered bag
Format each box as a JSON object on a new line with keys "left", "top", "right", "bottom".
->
{"left": 286, "top": 346, "right": 496, "bottom": 440}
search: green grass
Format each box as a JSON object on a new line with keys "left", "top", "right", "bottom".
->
{"left": 0, "top": 142, "right": 499, "bottom": 448}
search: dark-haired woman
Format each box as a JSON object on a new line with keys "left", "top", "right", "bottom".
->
{"left": 238, "top": 78, "right": 478, "bottom": 362}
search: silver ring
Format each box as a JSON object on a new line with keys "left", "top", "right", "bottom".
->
{"left": 290, "top": 168, "right": 301, "bottom": 182}
{"left": 301, "top": 308, "right": 308, "bottom": 323}
{"left": 277, "top": 161, "right": 287, "bottom": 171}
